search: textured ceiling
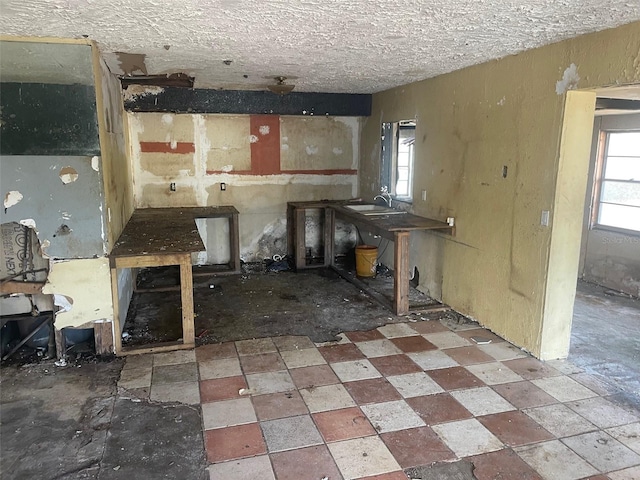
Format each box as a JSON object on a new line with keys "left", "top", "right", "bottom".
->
{"left": 1, "top": 0, "right": 639, "bottom": 93}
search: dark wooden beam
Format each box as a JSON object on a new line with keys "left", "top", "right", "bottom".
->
{"left": 123, "top": 87, "right": 372, "bottom": 116}
{"left": 595, "top": 97, "right": 640, "bottom": 111}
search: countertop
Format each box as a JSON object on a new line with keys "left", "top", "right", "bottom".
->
{"left": 110, "top": 206, "right": 238, "bottom": 257}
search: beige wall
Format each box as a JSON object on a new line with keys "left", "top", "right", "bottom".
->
{"left": 360, "top": 21, "right": 640, "bottom": 359}
{"left": 128, "top": 112, "right": 360, "bottom": 261}
{"left": 580, "top": 113, "right": 640, "bottom": 297}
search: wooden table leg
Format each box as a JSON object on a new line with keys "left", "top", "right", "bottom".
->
{"left": 179, "top": 254, "right": 195, "bottom": 346}
{"left": 394, "top": 231, "right": 410, "bottom": 315}
{"left": 324, "top": 207, "right": 335, "bottom": 267}
{"left": 110, "top": 263, "right": 123, "bottom": 355}
{"left": 295, "top": 208, "right": 306, "bottom": 270}
{"left": 229, "top": 212, "right": 241, "bottom": 273}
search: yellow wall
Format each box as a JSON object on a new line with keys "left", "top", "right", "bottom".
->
{"left": 360, "top": 21, "right": 640, "bottom": 359}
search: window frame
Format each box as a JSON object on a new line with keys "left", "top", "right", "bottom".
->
{"left": 591, "top": 129, "right": 640, "bottom": 236}
{"left": 380, "top": 120, "right": 416, "bottom": 203}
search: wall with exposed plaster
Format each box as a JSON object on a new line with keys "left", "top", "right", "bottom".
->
{"left": 128, "top": 112, "right": 360, "bottom": 261}
{"left": 41, "top": 258, "right": 113, "bottom": 329}
{"left": 0, "top": 39, "right": 117, "bottom": 342}
{"left": 579, "top": 113, "right": 640, "bottom": 297}
{"left": 360, "top": 21, "right": 640, "bottom": 360}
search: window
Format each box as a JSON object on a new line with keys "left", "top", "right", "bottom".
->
{"left": 381, "top": 120, "right": 416, "bottom": 201}
{"left": 593, "top": 131, "right": 640, "bottom": 233}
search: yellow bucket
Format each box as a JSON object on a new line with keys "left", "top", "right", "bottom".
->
{"left": 355, "top": 245, "right": 378, "bottom": 277}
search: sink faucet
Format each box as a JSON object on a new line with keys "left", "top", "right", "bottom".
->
{"left": 374, "top": 186, "right": 392, "bottom": 207}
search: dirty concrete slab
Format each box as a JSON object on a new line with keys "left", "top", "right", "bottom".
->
{"left": 405, "top": 460, "right": 476, "bottom": 479}
{"left": 97, "top": 397, "right": 207, "bottom": 480}
{"left": 0, "top": 358, "right": 207, "bottom": 480}
{"left": 570, "top": 281, "right": 640, "bottom": 409}
{"left": 124, "top": 266, "right": 440, "bottom": 347}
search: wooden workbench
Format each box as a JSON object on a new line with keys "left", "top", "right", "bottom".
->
{"left": 287, "top": 200, "right": 453, "bottom": 316}
{"left": 109, "top": 206, "right": 240, "bottom": 355}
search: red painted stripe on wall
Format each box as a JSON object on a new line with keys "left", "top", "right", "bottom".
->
{"left": 140, "top": 141, "right": 195, "bottom": 154}
{"left": 250, "top": 115, "right": 281, "bottom": 175}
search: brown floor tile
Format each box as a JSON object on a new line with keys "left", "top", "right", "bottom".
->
{"left": 251, "top": 390, "right": 309, "bottom": 421}
{"left": 318, "top": 343, "right": 366, "bottom": 363}
{"left": 196, "top": 342, "right": 237, "bottom": 362}
{"left": 240, "top": 352, "right": 286, "bottom": 374}
{"left": 369, "top": 354, "right": 423, "bottom": 377}
{"left": 205, "top": 423, "right": 266, "bottom": 462}
{"left": 272, "top": 335, "right": 315, "bottom": 352}
{"left": 456, "top": 328, "right": 506, "bottom": 344}
{"left": 313, "top": 406, "right": 376, "bottom": 442}
{"left": 470, "top": 448, "right": 544, "bottom": 480}
{"left": 409, "top": 320, "right": 450, "bottom": 334}
{"left": 344, "top": 329, "right": 385, "bottom": 342}
{"left": 406, "top": 393, "right": 473, "bottom": 425}
{"left": 270, "top": 445, "right": 343, "bottom": 480}
{"left": 492, "top": 381, "right": 557, "bottom": 409}
{"left": 427, "top": 366, "right": 485, "bottom": 390}
{"left": 502, "top": 357, "right": 561, "bottom": 380}
{"left": 381, "top": 426, "right": 455, "bottom": 468}
{"left": 478, "top": 411, "right": 554, "bottom": 447}
{"left": 200, "top": 375, "right": 247, "bottom": 403}
{"left": 344, "top": 378, "right": 402, "bottom": 405}
{"left": 443, "top": 346, "right": 495, "bottom": 365}
{"left": 390, "top": 336, "right": 437, "bottom": 353}
{"left": 290, "top": 364, "right": 340, "bottom": 389}
{"left": 357, "top": 472, "right": 408, "bottom": 480}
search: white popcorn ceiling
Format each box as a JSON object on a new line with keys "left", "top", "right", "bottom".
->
{"left": 1, "top": 0, "right": 639, "bottom": 93}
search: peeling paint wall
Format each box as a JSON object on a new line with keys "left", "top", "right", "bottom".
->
{"left": 0, "top": 156, "right": 106, "bottom": 258}
{"left": 580, "top": 113, "right": 640, "bottom": 297}
{"left": 359, "top": 21, "right": 640, "bottom": 359}
{"left": 41, "top": 257, "right": 113, "bottom": 329}
{"left": 129, "top": 112, "right": 360, "bottom": 261}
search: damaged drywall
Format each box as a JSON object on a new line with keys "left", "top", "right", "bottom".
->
{"left": 0, "top": 155, "right": 107, "bottom": 258}
{"left": 129, "top": 112, "right": 360, "bottom": 261}
{"left": 42, "top": 258, "right": 113, "bottom": 329}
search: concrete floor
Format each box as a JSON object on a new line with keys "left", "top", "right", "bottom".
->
{"left": 569, "top": 280, "right": 640, "bottom": 410}
{"left": 1, "top": 276, "right": 638, "bottom": 479}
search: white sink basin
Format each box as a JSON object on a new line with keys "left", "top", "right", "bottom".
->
{"left": 345, "top": 204, "right": 407, "bottom": 216}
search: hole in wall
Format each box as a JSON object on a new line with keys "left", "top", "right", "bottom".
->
{"left": 59, "top": 166, "right": 79, "bottom": 184}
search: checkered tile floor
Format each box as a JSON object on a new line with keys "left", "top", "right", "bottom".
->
{"left": 118, "top": 319, "right": 640, "bottom": 480}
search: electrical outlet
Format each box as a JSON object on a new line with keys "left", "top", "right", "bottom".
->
{"left": 220, "top": 183, "right": 226, "bottom": 191}
{"left": 421, "top": 190, "right": 427, "bottom": 201}
{"left": 541, "top": 210, "right": 550, "bottom": 226}
{"left": 170, "top": 182, "right": 176, "bottom": 192}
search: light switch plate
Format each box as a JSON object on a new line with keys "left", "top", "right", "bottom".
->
{"left": 541, "top": 210, "right": 550, "bottom": 226}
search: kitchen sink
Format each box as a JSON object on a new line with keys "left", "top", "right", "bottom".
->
{"left": 345, "top": 204, "right": 407, "bottom": 216}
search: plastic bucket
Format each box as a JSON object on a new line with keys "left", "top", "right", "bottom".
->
{"left": 355, "top": 245, "right": 378, "bottom": 278}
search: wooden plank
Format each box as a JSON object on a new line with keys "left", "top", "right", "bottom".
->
{"left": 324, "top": 207, "right": 335, "bottom": 267}
{"left": 295, "top": 208, "right": 306, "bottom": 270}
{"left": 179, "top": 255, "right": 196, "bottom": 346}
{"left": 134, "top": 285, "right": 181, "bottom": 293}
{"left": 114, "top": 253, "right": 186, "bottom": 269}
{"left": 229, "top": 212, "right": 241, "bottom": 273}
{"left": 0, "top": 281, "right": 45, "bottom": 295}
{"left": 55, "top": 328, "right": 66, "bottom": 360}
{"left": 110, "top": 267, "right": 123, "bottom": 354}
{"left": 119, "top": 342, "right": 194, "bottom": 356}
{"left": 94, "top": 320, "right": 114, "bottom": 355}
{"left": 394, "top": 232, "right": 410, "bottom": 315}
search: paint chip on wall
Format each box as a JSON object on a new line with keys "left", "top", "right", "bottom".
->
{"left": 4, "top": 190, "right": 23, "bottom": 208}
{"left": 19, "top": 219, "right": 37, "bottom": 230}
{"left": 556, "top": 63, "right": 580, "bottom": 95}
{"left": 332, "top": 147, "right": 343, "bottom": 155}
{"left": 162, "top": 114, "right": 173, "bottom": 125}
{"left": 91, "top": 156, "right": 100, "bottom": 172}
{"left": 259, "top": 125, "right": 270, "bottom": 135}
{"left": 306, "top": 145, "right": 319, "bottom": 155}
{"left": 249, "top": 134, "right": 259, "bottom": 143}
{"left": 59, "top": 166, "right": 79, "bottom": 184}
{"left": 221, "top": 165, "right": 234, "bottom": 172}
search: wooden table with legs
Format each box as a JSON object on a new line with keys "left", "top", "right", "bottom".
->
{"left": 109, "top": 206, "right": 239, "bottom": 355}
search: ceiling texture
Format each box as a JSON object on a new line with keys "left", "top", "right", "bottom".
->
{"left": 1, "top": 0, "right": 639, "bottom": 93}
